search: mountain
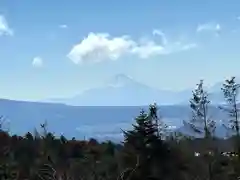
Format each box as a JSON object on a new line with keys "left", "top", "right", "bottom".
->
{"left": 47, "top": 74, "right": 240, "bottom": 106}
{"left": 0, "top": 75, "right": 237, "bottom": 142}
{"left": 47, "top": 74, "right": 192, "bottom": 106}
{"left": 0, "top": 98, "right": 231, "bottom": 142}
{"left": 175, "top": 122, "right": 232, "bottom": 138}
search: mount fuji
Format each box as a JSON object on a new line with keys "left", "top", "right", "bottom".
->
{"left": 0, "top": 74, "right": 237, "bottom": 140}
{"left": 47, "top": 74, "right": 192, "bottom": 106}
{"left": 47, "top": 74, "right": 240, "bottom": 106}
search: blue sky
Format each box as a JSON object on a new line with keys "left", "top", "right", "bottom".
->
{"left": 0, "top": 0, "right": 240, "bottom": 101}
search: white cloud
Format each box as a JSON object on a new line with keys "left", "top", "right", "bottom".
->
{"left": 67, "top": 33, "right": 136, "bottom": 64}
{"left": 196, "top": 22, "right": 221, "bottom": 33}
{"left": 32, "top": 57, "right": 43, "bottom": 68}
{"left": 59, "top": 24, "right": 68, "bottom": 29}
{"left": 0, "top": 15, "right": 13, "bottom": 36}
{"left": 67, "top": 30, "right": 196, "bottom": 64}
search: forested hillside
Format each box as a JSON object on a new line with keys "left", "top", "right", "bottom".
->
{"left": 1, "top": 77, "right": 240, "bottom": 180}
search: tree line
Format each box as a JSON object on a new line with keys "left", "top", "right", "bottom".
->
{"left": 0, "top": 77, "right": 240, "bottom": 180}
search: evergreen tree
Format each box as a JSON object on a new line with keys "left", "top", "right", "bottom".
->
{"left": 149, "top": 103, "right": 168, "bottom": 139}
{"left": 122, "top": 105, "right": 184, "bottom": 180}
{"left": 184, "top": 80, "right": 217, "bottom": 180}
{"left": 123, "top": 108, "right": 158, "bottom": 158}
{"left": 220, "top": 77, "right": 240, "bottom": 179}
{"left": 122, "top": 107, "right": 160, "bottom": 180}
{"left": 185, "top": 80, "right": 216, "bottom": 139}
{"left": 220, "top": 77, "right": 240, "bottom": 138}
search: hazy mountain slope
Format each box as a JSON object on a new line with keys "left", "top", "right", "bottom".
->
{"left": 48, "top": 74, "right": 191, "bottom": 106}
{"left": 0, "top": 98, "right": 231, "bottom": 141}
{"left": 46, "top": 74, "right": 240, "bottom": 106}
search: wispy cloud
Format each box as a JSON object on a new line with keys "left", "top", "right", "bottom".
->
{"left": 196, "top": 22, "right": 221, "bottom": 34}
{"left": 32, "top": 57, "right": 43, "bottom": 68}
{"left": 67, "top": 30, "right": 196, "bottom": 64}
{"left": 0, "top": 15, "right": 13, "bottom": 36}
{"left": 59, "top": 24, "right": 68, "bottom": 29}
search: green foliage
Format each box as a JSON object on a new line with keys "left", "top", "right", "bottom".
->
{"left": 0, "top": 112, "right": 238, "bottom": 180}
{"left": 220, "top": 77, "right": 240, "bottom": 137}
{"left": 219, "top": 77, "right": 240, "bottom": 178}
{"left": 2, "top": 78, "right": 240, "bottom": 179}
{"left": 122, "top": 105, "right": 187, "bottom": 180}
{"left": 185, "top": 80, "right": 216, "bottom": 139}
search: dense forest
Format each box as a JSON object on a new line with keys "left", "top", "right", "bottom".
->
{"left": 1, "top": 77, "right": 240, "bottom": 180}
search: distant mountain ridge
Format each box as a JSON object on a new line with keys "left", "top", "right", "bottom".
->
{"left": 45, "top": 74, "right": 240, "bottom": 106}
{"left": 0, "top": 98, "right": 235, "bottom": 142}
{"left": 46, "top": 74, "right": 191, "bottom": 106}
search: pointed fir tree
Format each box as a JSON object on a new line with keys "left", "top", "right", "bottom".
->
{"left": 122, "top": 106, "right": 160, "bottom": 180}
{"left": 122, "top": 104, "right": 183, "bottom": 180}
{"left": 123, "top": 108, "right": 159, "bottom": 155}
{"left": 185, "top": 80, "right": 216, "bottom": 139}
{"left": 149, "top": 103, "right": 168, "bottom": 139}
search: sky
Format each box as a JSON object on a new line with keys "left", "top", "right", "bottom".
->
{"left": 0, "top": 0, "right": 240, "bottom": 101}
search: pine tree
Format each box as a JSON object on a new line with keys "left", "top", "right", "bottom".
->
{"left": 149, "top": 103, "right": 168, "bottom": 139}
{"left": 122, "top": 106, "right": 160, "bottom": 180}
{"left": 220, "top": 77, "right": 240, "bottom": 138}
{"left": 220, "top": 77, "right": 240, "bottom": 179}
{"left": 121, "top": 105, "right": 183, "bottom": 180}
{"left": 184, "top": 80, "right": 218, "bottom": 180}
{"left": 123, "top": 108, "right": 158, "bottom": 157}
{"left": 185, "top": 80, "right": 216, "bottom": 139}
